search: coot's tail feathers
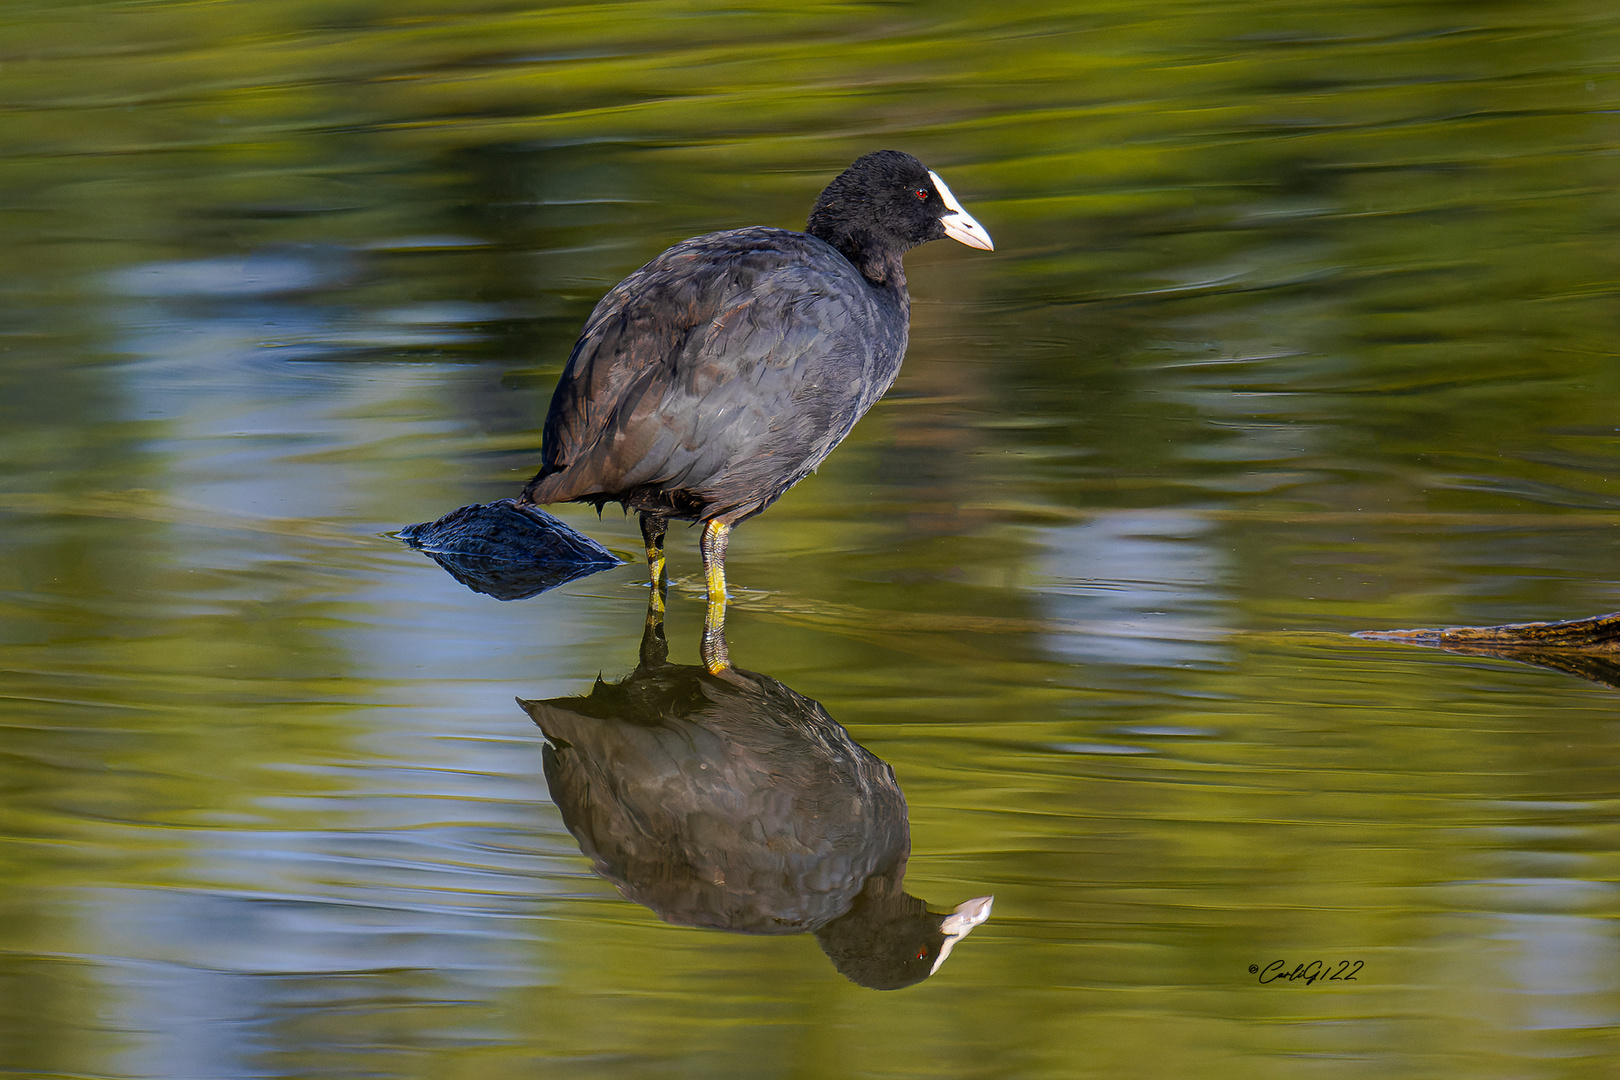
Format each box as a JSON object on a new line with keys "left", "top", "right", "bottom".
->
{"left": 398, "top": 498, "right": 620, "bottom": 600}
{"left": 518, "top": 466, "right": 569, "bottom": 506}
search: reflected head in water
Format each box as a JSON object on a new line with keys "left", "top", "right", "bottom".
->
{"left": 518, "top": 607, "right": 992, "bottom": 989}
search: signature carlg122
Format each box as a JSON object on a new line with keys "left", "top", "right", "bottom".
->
{"left": 1249, "top": 960, "right": 1363, "bottom": 985}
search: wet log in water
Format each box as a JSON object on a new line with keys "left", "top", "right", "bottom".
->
{"left": 1355, "top": 613, "right": 1620, "bottom": 689}
{"left": 398, "top": 498, "right": 620, "bottom": 600}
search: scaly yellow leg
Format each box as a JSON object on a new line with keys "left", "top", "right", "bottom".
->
{"left": 699, "top": 519, "right": 731, "bottom": 673}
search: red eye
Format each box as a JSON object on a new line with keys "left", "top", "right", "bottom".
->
{"left": 915, "top": 188, "right": 929, "bottom": 201}
{"left": 915, "top": 946, "right": 927, "bottom": 960}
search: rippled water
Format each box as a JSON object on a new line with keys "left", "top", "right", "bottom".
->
{"left": 4, "top": 1, "right": 1620, "bottom": 1076}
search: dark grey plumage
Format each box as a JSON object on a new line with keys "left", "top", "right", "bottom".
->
{"left": 520, "top": 150, "right": 992, "bottom": 530}
{"left": 523, "top": 227, "right": 905, "bottom": 523}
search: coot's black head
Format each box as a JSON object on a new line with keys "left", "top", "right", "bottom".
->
{"left": 814, "top": 892, "right": 995, "bottom": 991}
{"left": 807, "top": 150, "right": 992, "bottom": 284}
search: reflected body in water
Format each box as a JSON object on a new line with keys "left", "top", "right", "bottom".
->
{"left": 520, "top": 611, "right": 992, "bottom": 990}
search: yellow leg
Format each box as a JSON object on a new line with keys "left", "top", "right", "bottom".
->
{"left": 700, "top": 520, "right": 731, "bottom": 673}
{"left": 700, "top": 520, "right": 730, "bottom": 603}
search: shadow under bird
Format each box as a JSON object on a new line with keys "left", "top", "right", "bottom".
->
{"left": 519, "top": 150, "right": 992, "bottom": 667}
{"left": 519, "top": 616, "right": 993, "bottom": 990}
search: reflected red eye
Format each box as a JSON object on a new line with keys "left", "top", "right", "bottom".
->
{"left": 915, "top": 946, "right": 927, "bottom": 960}
{"left": 915, "top": 188, "right": 929, "bottom": 200}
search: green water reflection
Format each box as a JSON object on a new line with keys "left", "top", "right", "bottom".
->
{"left": 2, "top": 0, "right": 1619, "bottom": 1077}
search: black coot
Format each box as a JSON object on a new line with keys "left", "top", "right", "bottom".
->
{"left": 519, "top": 617, "right": 993, "bottom": 989}
{"left": 519, "top": 150, "right": 991, "bottom": 664}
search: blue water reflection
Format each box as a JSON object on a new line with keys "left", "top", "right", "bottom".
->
{"left": 1035, "top": 512, "right": 1231, "bottom": 668}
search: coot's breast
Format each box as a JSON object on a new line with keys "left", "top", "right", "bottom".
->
{"left": 528, "top": 227, "right": 909, "bottom": 523}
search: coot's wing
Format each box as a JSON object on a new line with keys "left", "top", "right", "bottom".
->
{"left": 536, "top": 239, "right": 727, "bottom": 480}
{"left": 531, "top": 227, "right": 898, "bottom": 516}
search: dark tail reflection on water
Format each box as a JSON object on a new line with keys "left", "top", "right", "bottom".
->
{"left": 519, "top": 610, "right": 992, "bottom": 990}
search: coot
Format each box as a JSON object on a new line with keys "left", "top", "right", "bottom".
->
{"left": 519, "top": 150, "right": 991, "bottom": 664}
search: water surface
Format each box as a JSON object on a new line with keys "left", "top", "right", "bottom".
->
{"left": 3, "top": 1, "right": 1620, "bottom": 1077}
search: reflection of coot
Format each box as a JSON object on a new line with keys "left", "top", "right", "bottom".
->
{"left": 520, "top": 632, "right": 991, "bottom": 990}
